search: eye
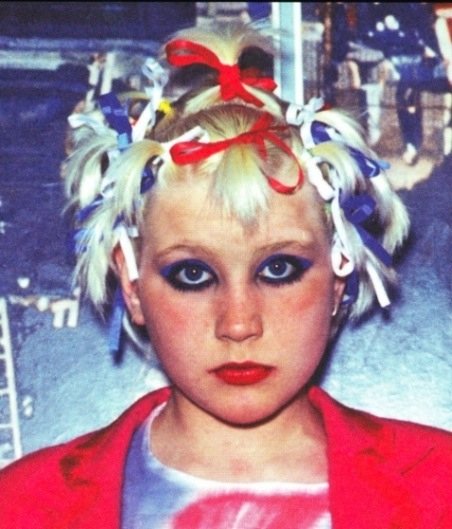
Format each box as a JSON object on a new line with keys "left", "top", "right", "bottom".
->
{"left": 256, "top": 254, "right": 312, "bottom": 286}
{"left": 160, "top": 259, "right": 216, "bottom": 291}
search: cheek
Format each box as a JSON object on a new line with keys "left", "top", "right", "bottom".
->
{"left": 269, "top": 271, "right": 334, "bottom": 344}
{"left": 282, "top": 268, "right": 334, "bottom": 312}
{"left": 140, "top": 286, "right": 211, "bottom": 357}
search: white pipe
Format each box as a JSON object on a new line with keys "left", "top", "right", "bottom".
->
{"left": 271, "top": 2, "right": 304, "bottom": 104}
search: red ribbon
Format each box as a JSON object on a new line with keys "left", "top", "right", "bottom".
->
{"left": 165, "top": 39, "right": 277, "bottom": 108}
{"left": 170, "top": 113, "right": 303, "bottom": 194}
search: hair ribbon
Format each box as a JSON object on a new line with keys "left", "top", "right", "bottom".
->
{"left": 170, "top": 113, "right": 303, "bottom": 194}
{"left": 108, "top": 287, "right": 125, "bottom": 358}
{"left": 286, "top": 97, "right": 325, "bottom": 127}
{"left": 302, "top": 120, "right": 388, "bottom": 178}
{"left": 165, "top": 39, "right": 276, "bottom": 107}
{"left": 99, "top": 93, "right": 133, "bottom": 150}
{"left": 340, "top": 194, "right": 392, "bottom": 267}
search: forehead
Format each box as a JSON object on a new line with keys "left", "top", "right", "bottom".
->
{"left": 142, "top": 178, "right": 330, "bottom": 252}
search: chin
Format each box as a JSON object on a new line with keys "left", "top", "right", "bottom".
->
{"left": 206, "top": 398, "right": 290, "bottom": 428}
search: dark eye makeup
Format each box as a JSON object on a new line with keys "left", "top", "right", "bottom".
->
{"left": 255, "top": 254, "right": 312, "bottom": 285}
{"left": 160, "top": 259, "right": 216, "bottom": 291}
{"left": 160, "top": 254, "right": 312, "bottom": 292}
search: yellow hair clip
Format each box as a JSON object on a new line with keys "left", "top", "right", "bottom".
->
{"left": 158, "top": 99, "right": 173, "bottom": 116}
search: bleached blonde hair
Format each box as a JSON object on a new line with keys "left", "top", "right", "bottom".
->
{"left": 157, "top": 21, "right": 283, "bottom": 124}
{"left": 64, "top": 22, "right": 409, "bottom": 325}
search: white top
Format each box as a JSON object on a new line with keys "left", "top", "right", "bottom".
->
{"left": 122, "top": 404, "right": 332, "bottom": 529}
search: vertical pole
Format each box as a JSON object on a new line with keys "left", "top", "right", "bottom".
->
{"left": 321, "top": 2, "right": 334, "bottom": 103}
{"left": 271, "top": 2, "right": 304, "bottom": 104}
{"left": 0, "top": 298, "right": 22, "bottom": 467}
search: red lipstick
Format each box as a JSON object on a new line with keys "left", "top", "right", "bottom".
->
{"left": 211, "top": 362, "right": 274, "bottom": 386}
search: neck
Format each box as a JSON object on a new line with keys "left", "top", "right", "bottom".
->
{"left": 151, "top": 388, "right": 328, "bottom": 483}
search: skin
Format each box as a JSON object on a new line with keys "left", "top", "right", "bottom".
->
{"left": 117, "top": 178, "right": 344, "bottom": 483}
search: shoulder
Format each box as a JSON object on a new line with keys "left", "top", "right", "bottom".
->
{"left": 0, "top": 387, "right": 171, "bottom": 527}
{"left": 309, "top": 386, "right": 452, "bottom": 467}
{"left": 310, "top": 387, "right": 452, "bottom": 525}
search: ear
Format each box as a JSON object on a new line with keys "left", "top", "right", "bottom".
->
{"left": 113, "top": 246, "right": 146, "bottom": 326}
{"left": 332, "top": 275, "right": 346, "bottom": 317}
{"left": 330, "top": 247, "right": 351, "bottom": 316}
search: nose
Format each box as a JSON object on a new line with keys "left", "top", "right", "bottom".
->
{"left": 215, "top": 284, "right": 263, "bottom": 342}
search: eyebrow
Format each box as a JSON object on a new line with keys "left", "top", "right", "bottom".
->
{"left": 154, "top": 244, "right": 215, "bottom": 260}
{"left": 259, "top": 240, "right": 315, "bottom": 253}
{"left": 154, "top": 238, "right": 316, "bottom": 261}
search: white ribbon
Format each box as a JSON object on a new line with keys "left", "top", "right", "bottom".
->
{"left": 366, "top": 261, "right": 390, "bottom": 308}
{"left": 285, "top": 97, "right": 324, "bottom": 127}
{"left": 131, "top": 101, "right": 154, "bottom": 142}
{"left": 304, "top": 156, "right": 335, "bottom": 201}
{"left": 142, "top": 57, "right": 169, "bottom": 122}
{"left": 287, "top": 97, "right": 324, "bottom": 150}
{"left": 142, "top": 57, "right": 169, "bottom": 105}
{"left": 331, "top": 240, "right": 354, "bottom": 278}
{"left": 288, "top": 98, "right": 392, "bottom": 309}
{"left": 117, "top": 225, "right": 139, "bottom": 281}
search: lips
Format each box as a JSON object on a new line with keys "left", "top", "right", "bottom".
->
{"left": 210, "top": 362, "right": 274, "bottom": 386}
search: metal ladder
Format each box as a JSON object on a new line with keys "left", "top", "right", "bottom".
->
{"left": 0, "top": 297, "right": 22, "bottom": 468}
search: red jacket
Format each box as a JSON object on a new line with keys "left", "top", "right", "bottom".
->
{"left": 0, "top": 386, "right": 451, "bottom": 528}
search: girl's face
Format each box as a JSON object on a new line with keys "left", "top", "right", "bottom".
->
{"left": 123, "top": 179, "right": 343, "bottom": 426}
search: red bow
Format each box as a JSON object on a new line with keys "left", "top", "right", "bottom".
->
{"left": 170, "top": 113, "right": 303, "bottom": 194}
{"left": 165, "top": 39, "right": 277, "bottom": 108}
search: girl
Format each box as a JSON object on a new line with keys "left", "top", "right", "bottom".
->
{"left": 1, "top": 22, "right": 451, "bottom": 529}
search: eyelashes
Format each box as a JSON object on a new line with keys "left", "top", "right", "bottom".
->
{"left": 256, "top": 254, "right": 312, "bottom": 285}
{"left": 160, "top": 259, "right": 216, "bottom": 292}
{"left": 160, "top": 254, "right": 312, "bottom": 292}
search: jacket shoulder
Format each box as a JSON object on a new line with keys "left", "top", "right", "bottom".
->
{"left": 0, "top": 387, "right": 171, "bottom": 526}
{"left": 310, "top": 387, "right": 452, "bottom": 527}
{"left": 309, "top": 386, "right": 452, "bottom": 468}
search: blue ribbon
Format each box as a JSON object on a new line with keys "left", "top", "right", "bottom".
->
{"left": 99, "top": 92, "right": 156, "bottom": 194}
{"left": 342, "top": 269, "right": 360, "bottom": 305}
{"left": 341, "top": 194, "right": 392, "bottom": 267}
{"left": 69, "top": 196, "right": 104, "bottom": 256}
{"left": 311, "top": 121, "right": 334, "bottom": 144}
{"left": 66, "top": 229, "right": 86, "bottom": 255}
{"left": 310, "top": 122, "right": 388, "bottom": 178}
{"left": 140, "top": 166, "right": 155, "bottom": 193}
{"left": 113, "top": 212, "right": 125, "bottom": 230}
{"left": 76, "top": 195, "right": 103, "bottom": 223}
{"left": 108, "top": 287, "right": 125, "bottom": 357}
{"left": 99, "top": 92, "right": 132, "bottom": 149}
{"left": 69, "top": 228, "right": 89, "bottom": 254}
{"left": 347, "top": 147, "right": 384, "bottom": 178}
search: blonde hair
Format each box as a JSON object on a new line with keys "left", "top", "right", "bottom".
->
{"left": 159, "top": 21, "right": 283, "bottom": 123}
{"left": 64, "top": 22, "right": 409, "bottom": 325}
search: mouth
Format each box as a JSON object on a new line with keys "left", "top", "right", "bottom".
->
{"left": 210, "top": 361, "right": 274, "bottom": 386}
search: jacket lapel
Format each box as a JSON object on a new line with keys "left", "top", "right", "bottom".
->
{"left": 309, "top": 387, "right": 439, "bottom": 529}
{"left": 59, "top": 387, "right": 171, "bottom": 529}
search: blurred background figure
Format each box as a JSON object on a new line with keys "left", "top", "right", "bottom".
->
{"left": 433, "top": 2, "right": 452, "bottom": 158}
{"left": 325, "top": 2, "right": 385, "bottom": 148}
{"left": 328, "top": 3, "right": 451, "bottom": 165}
